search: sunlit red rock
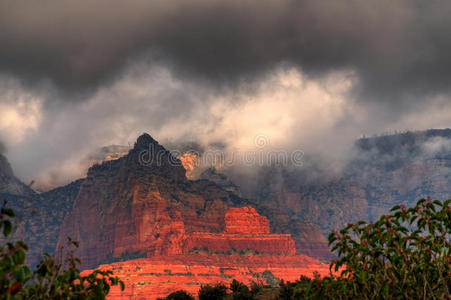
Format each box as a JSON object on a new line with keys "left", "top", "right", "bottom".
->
{"left": 84, "top": 254, "right": 331, "bottom": 299}
{"left": 224, "top": 206, "right": 270, "bottom": 234}
{"left": 182, "top": 206, "right": 296, "bottom": 255}
{"left": 178, "top": 152, "right": 199, "bottom": 172}
{"left": 78, "top": 205, "right": 325, "bottom": 299}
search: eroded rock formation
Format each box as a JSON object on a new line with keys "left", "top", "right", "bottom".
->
{"left": 57, "top": 134, "right": 330, "bottom": 268}
{"left": 183, "top": 206, "right": 297, "bottom": 255}
{"left": 224, "top": 206, "right": 270, "bottom": 234}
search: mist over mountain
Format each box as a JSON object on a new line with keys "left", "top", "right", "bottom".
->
{"left": 203, "top": 129, "right": 451, "bottom": 234}
{"left": 0, "top": 129, "right": 448, "bottom": 267}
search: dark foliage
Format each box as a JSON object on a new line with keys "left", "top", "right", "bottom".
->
{"left": 198, "top": 283, "right": 228, "bottom": 300}
{"left": 230, "top": 280, "right": 253, "bottom": 300}
{"left": 165, "top": 290, "right": 195, "bottom": 300}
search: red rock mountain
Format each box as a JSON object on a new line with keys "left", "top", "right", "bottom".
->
{"left": 81, "top": 205, "right": 329, "bottom": 299}
{"left": 57, "top": 134, "right": 330, "bottom": 268}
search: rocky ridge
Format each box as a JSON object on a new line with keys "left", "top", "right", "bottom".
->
{"left": 57, "top": 133, "right": 330, "bottom": 268}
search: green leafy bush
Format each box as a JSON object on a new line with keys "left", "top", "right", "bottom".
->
{"left": 296, "top": 198, "right": 450, "bottom": 299}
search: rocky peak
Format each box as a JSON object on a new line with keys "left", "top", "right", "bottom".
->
{"left": 128, "top": 133, "right": 186, "bottom": 180}
{"left": 135, "top": 133, "right": 159, "bottom": 149}
{"left": 86, "top": 133, "right": 186, "bottom": 182}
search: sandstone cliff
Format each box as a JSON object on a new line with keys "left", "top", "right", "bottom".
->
{"left": 81, "top": 204, "right": 328, "bottom": 298}
{"left": 84, "top": 254, "right": 331, "bottom": 299}
{"left": 183, "top": 206, "right": 297, "bottom": 255}
{"left": 57, "top": 134, "right": 330, "bottom": 268}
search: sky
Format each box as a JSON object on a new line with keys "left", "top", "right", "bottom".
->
{"left": 0, "top": 0, "right": 450, "bottom": 187}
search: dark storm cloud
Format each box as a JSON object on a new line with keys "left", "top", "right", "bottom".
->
{"left": 1, "top": 0, "right": 451, "bottom": 103}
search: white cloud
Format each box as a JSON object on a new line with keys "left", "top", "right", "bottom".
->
{"left": 0, "top": 77, "right": 43, "bottom": 146}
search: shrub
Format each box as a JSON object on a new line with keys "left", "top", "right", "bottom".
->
{"left": 297, "top": 198, "right": 451, "bottom": 299}
{"left": 230, "top": 280, "right": 253, "bottom": 300}
{"left": 165, "top": 290, "right": 195, "bottom": 300}
{"left": 261, "top": 270, "right": 279, "bottom": 286}
{"left": 198, "top": 283, "right": 228, "bottom": 300}
{"left": 277, "top": 280, "right": 294, "bottom": 300}
{"left": 249, "top": 280, "right": 263, "bottom": 295}
{"left": 230, "top": 279, "right": 244, "bottom": 293}
{"left": 232, "top": 284, "right": 252, "bottom": 300}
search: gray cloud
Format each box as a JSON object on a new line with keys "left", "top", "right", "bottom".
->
{"left": 1, "top": 0, "right": 451, "bottom": 189}
{"left": 1, "top": 0, "right": 451, "bottom": 104}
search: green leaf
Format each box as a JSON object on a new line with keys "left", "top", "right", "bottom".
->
{"left": 390, "top": 205, "right": 400, "bottom": 212}
{"left": 12, "top": 249, "right": 26, "bottom": 265}
{"left": 1, "top": 207, "right": 15, "bottom": 217}
{"left": 3, "top": 219, "right": 12, "bottom": 237}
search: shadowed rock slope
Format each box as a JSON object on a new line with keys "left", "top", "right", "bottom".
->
{"left": 0, "top": 154, "right": 84, "bottom": 265}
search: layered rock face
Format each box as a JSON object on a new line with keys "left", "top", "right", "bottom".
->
{"left": 184, "top": 232, "right": 296, "bottom": 255}
{"left": 183, "top": 206, "right": 296, "bottom": 255}
{"left": 84, "top": 254, "right": 331, "bottom": 299}
{"left": 224, "top": 206, "right": 269, "bottom": 234}
{"left": 57, "top": 134, "right": 330, "bottom": 268}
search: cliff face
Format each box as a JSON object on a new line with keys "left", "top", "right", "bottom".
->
{"left": 224, "top": 207, "right": 269, "bottom": 234}
{"left": 57, "top": 134, "right": 330, "bottom": 268}
{"left": 183, "top": 206, "right": 297, "bottom": 255}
